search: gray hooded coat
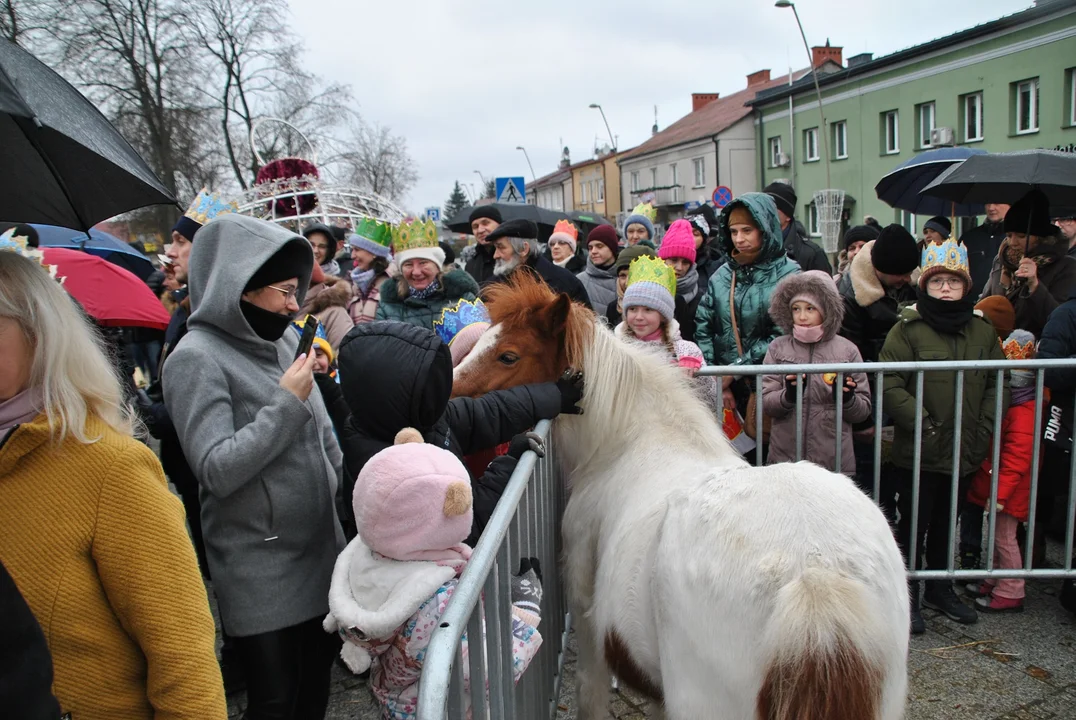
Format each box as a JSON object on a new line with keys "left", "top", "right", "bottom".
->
{"left": 164, "top": 214, "right": 345, "bottom": 637}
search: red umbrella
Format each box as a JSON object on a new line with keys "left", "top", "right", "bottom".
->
{"left": 41, "top": 247, "right": 170, "bottom": 330}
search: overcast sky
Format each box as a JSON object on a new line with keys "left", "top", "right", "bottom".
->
{"left": 288, "top": 0, "right": 1030, "bottom": 213}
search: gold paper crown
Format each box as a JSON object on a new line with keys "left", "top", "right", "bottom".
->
{"left": 552, "top": 219, "right": 578, "bottom": 240}
{"left": 626, "top": 254, "right": 677, "bottom": 298}
{"left": 184, "top": 187, "right": 238, "bottom": 224}
{"left": 1002, "top": 338, "right": 1036, "bottom": 360}
{"left": 0, "top": 229, "right": 64, "bottom": 284}
{"left": 630, "top": 202, "right": 658, "bottom": 223}
{"left": 921, "top": 239, "right": 969, "bottom": 276}
{"left": 392, "top": 217, "right": 439, "bottom": 253}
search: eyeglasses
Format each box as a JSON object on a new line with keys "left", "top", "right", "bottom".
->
{"left": 927, "top": 276, "right": 963, "bottom": 290}
{"left": 265, "top": 284, "right": 299, "bottom": 301}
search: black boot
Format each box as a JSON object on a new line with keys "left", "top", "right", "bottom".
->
{"left": 909, "top": 581, "right": 925, "bottom": 634}
{"left": 924, "top": 581, "right": 978, "bottom": 624}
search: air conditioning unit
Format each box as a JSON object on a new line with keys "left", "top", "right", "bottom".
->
{"left": 775, "top": 152, "right": 792, "bottom": 167}
{"left": 930, "top": 127, "right": 955, "bottom": 147}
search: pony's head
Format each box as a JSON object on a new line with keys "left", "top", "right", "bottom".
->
{"left": 452, "top": 273, "right": 593, "bottom": 398}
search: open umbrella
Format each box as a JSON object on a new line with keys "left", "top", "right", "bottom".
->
{"left": 0, "top": 38, "right": 177, "bottom": 229}
{"left": 875, "top": 147, "right": 987, "bottom": 217}
{"left": 445, "top": 203, "right": 568, "bottom": 243}
{"left": 920, "top": 149, "right": 1076, "bottom": 207}
{"left": 42, "top": 247, "right": 170, "bottom": 330}
{"left": 565, "top": 210, "right": 614, "bottom": 237}
{"left": 29, "top": 223, "right": 154, "bottom": 279}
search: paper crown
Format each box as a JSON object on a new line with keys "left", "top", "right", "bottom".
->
{"left": 921, "top": 239, "right": 969, "bottom": 275}
{"left": 393, "top": 217, "right": 439, "bottom": 253}
{"left": 630, "top": 202, "right": 658, "bottom": 223}
{"left": 184, "top": 187, "right": 238, "bottom": 225}
{"left": 626, "top": 254, "right": 676, "bottom": 298}
{"left": 433, "top": 298, "right": 490, "bottom": 347}
{"left": 552, "top": 219, "right": 578, "bottom": 241}
{"left": 0, "top": 228, "right": 63, "bottom": 284}
{"left": 355, "top": 216, "right": 393, "bottom": 249}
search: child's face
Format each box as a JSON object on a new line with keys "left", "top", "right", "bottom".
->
{"left": 626, "top": 306, "right": 663, "bottom": 338}
{"left": 313, "top": 346, "right": 331, "bottom": 375}
{"left": 617, "top": 267, "right": 630, "bottom": 296}
{"left": 791, "top": 300, "right": 823, "bottom": 328}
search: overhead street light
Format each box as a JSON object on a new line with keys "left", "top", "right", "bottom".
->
{"left": 589, "top": 103, "right": 616, "bottom": 151}
{"left": 775, "top": 0, "right": 831, "bottom": 189}
{"left": 516, "top": 146, "right": 536, "bottom": 182}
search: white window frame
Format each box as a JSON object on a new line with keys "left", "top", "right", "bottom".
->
{"left": 769, "top": 137, "right": 782, "bottom": 167}
{"left": 580, "top": 181, "right": 588, "bottom": 204}
{"left": 693, "top": 157, "right": 705, "bottom": 187}
{"left": 670, "top": 163, "right": 679, "bottom": 202}
{"left": 1016, "top": 79, "right": 1039, "bottom": 134}
{"left": 918, "top": 102, "right": 936, "bottom": 148}
{"left": 630, "top": 171, "right": 639, "bottom": 192}
{"left": 833, "top": 121, "right": 848, "bottom": 159}
{"left": 1069, "top": 68, "right": 1076, "bottom": 126}
{"left": 804, "top": 127, "right": 819, "bottom": 162}
{"left": 597, "top": 179, "right": 604, "bottom": 202}
{"left": 807, "top": 203, "right": 820, "bottom": 237}
{"left": 649, "top": 167, "right": 658, "bottom": 189}
{"left": 900, "top": 209, "right": 917, "bottom": 234}
{"left": 963, "top": 92, "right": 983, "bottom": 142}
{"left": 884, "top": 111, "right": 899, "bottom": 154}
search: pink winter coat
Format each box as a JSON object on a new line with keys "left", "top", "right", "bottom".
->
{"left": 761, "top": 271, "right": 871, "bottom": 475}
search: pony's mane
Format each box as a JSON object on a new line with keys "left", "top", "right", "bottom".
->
{"left": 483, "top": 272, "right": 594, "bottom": 368}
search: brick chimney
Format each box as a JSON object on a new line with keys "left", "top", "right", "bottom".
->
{"left": 746, "top": 69, "right": 771, "bottom": 87}
{"left": 691, "top": 93, "right": 720, "bottom": 112}
{"left": 811, "top": 40, "right": 843, "bottom": 68}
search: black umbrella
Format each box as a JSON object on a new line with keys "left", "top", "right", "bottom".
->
{"left": 445, "top": 203, "right": 568, "bottom": 243}
{"left": 920, "top": 149, "right": 1076, "bottom": 208}
{"left": 565, "top": 210, "right": 614, "bottom": 237}
{"left": 0, "top": 38, "right": 177, "bottom": 230}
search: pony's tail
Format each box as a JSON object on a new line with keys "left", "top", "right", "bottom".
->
{"left": 756, "top": 567, "right": 886, "bottom": 720}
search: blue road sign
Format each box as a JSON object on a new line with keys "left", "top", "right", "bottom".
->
{"left": 712, "top": 186, "right": 733, "bottom": 208}
{"left": 496, "top": 177, "right": 527, "bottom": 204}
{"left": 684, "top": 201, "right": 701, "bottom": 211}
{"left": 425, "top": 207, "right": 441, "bottom": 222}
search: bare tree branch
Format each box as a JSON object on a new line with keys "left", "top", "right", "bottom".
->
{"left": 338, "top": 118, "right": 418, "bottom": 203}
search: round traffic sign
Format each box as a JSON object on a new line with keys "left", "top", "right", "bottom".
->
{"left": 712, "top": 186, "right": 733, "bottom": 208}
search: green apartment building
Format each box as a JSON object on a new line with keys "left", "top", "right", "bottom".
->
{"left": 750, "top": 0, "right": 1076, "bottom": 241}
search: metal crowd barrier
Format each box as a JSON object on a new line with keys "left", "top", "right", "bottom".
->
{"left": 417, "top": 419, "right": 569, "bottom": 720}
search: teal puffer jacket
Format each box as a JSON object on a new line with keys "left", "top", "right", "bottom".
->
{"left": 695, "top": 193, "right": 801, "bottom": 365}
{"left": 375, "top": 269, "right": 480, "bottom": 331}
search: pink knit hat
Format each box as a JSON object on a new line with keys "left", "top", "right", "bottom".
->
{"left": 353, "top": 429, "right": 474, "bottom": 562}
{"left": 657, "top": 219, "right": 696, "bottom": 264}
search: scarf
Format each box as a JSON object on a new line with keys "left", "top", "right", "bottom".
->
{"left": 998, "top": 237, "right": 1058, "bottom": 292}
{"left": 0, "top": 388, "right": 44, "bottom": 444}
{"left": 676, "top": 264, "right": 700, "bottom": 304}
{"left": 408, "top": 280, "right": 442, "bottom": 301}
{"left": 731, "top": 247, "right": 762, "bottom": 267}
{"left": 915, "top": 290, "right": 976, "bottom": 336}
{"left": 351, "top": 267, "right": 376, "bottom": 295}
{"left": 1011, "top": 384, "right": 1036, "bottom": 406}
{"left": 553, "top": 257, "right": 571, "bottom": 268}
{"left": 240, "top": 300, "right": 294, "bottom": 341}
{"left": 321, "top": 259, "right": 341, "bottom": 278}
{"left": 792, "top": 324, "right": 826, "bottom": 343}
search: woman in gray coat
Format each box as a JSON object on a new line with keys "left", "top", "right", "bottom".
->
{"left": 164, "top": 214, "right": 345, "bottom": 720}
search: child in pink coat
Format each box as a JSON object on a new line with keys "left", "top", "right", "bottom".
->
{"left": 324, "top": 428, "right": 542, "bottom": 720}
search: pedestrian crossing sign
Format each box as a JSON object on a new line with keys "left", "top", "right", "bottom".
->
{"left": 496, "top": 177, "right": 526, "bottom": 204}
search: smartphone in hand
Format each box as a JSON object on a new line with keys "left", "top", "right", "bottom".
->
{"left": 294, "top": 316, "right": 320, "bottom": 361}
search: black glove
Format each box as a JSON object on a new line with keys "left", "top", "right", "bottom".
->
{"left": 783, "top": 374, "right": 801, "bottom": 404}
{"left": 507, "top": 431, "right": 546, "bottom": 460}
{"left": 556, "top": 369, "right": 585, "bottom": 415}
{"left": 833, "top": 376, "right": 857, "bottom": 407}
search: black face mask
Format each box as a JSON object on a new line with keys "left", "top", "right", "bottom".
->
{"left": 915, "top": 288, "right": 975, "bottom": 335}
{"left": 240, "top": 300, "right": 294, "bottom": 341}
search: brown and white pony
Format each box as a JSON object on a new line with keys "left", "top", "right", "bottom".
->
{"left": 453, "top": 275, "right": 909, "bottom": 720}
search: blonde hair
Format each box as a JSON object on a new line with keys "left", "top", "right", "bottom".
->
{"left": 0, "top": 252, "right": 136, "bottom": 443}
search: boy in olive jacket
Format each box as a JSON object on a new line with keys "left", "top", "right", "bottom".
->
{"left": 880, "top": 240, "right": 1010, "bottom": 634}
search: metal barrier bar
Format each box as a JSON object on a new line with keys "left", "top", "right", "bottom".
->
{"left": 755, "top": 374, "right": 763, "bottom": 466}
{"left": 698, "top": 358, "right": 1076, "bottom": 375}
{"left": 1025, "top": 370, "right": 1046, "bottom": 571}
{"left": 795, "top": 370, "right": 804, "bottom": 461}
{"left": 873, "top": 370, "right": 884, "bottom": 503}
{"left": 834, "top": 371, "right": 844, "bottom": 476}
{"left": 909, "top": 372, "right": 925, "bottom": 576}
{"left": 1067, "top": 391, "right": 1076, "bottom": 572}
{"left": 946, "top": 371, "right": 965, "bottom": 574}
{"left": 985, "top": 370, "right": 1005, "bottom": 573}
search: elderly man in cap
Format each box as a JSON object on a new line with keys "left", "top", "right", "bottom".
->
{"left": 763, "top": 181, "right": 832, "bottom": 274}
{"left": 463, "top": 206, "right": 502, "bottom": 285}
{"left": 488, "top": 218, "right": 592, "bottom": 308}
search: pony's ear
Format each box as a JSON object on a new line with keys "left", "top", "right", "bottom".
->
{"left": 541, "top": 293, "right": 573, "bottom": 338}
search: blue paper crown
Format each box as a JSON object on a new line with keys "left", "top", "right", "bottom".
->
{"left": 921, "top": 239, "right": 968, "bottom": 274}
{"left": 432, "top": 298, "right": 490, "bottom": 347}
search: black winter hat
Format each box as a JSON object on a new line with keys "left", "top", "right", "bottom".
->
{"left": 244, "top": 237, "right": 314, "bottom": 292}
{"left": 842, "top": 224, "right": 880, "bottom": 250}
{"left": 439, "top": 241, "right": 455, "bottom": 266}
{"left": 469, "top": 205, "right": 503, "bottom": 225}
{"left": 923, "top": 216, "right": 952, "bottom": 239}
{"left": 486, "top": 219, "right": 538, "bottom": 243}
{"left": 871, "top": 224, "right": 919, "bottom": 276}
{"left": 688, "top": 203, "right": 719, "bottom": 239}
{"left": 763, "top": 182, "right": 797, "bottom": 218}
{"left": 302, "top": 222, "right": 338, "bottom": 255}
{"left": 1005, "top": 189, "right": 1059, "bottom": 238}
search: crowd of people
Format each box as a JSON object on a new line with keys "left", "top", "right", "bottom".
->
{"left": 2, "top": 178, "right": 1076, "bottom": 719}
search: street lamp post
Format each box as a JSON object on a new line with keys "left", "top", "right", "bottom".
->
{"left": 515, "top": 146, "right": 536, "bottom": 183}
{"left": 588, "top": 103, "right": 616, "bottom": 151}
{"left": 473, "top": 169, "right": 487, "bottom": 192}
{"left": 775, "top": 0, "right": 830, "bottom": 190}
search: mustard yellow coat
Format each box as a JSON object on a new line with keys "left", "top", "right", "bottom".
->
{"left": 0, "top": 414, "right": 226, "bottom": 720}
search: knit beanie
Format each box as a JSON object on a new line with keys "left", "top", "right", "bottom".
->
{"left": 439, "top": 241, "right": 455, "bottom": 267}
{"left": 614, "top": 244, "right": 656, "bottom": 272}
{"left": 1005, "top": 189, "right": 1058, "bottom": 238}
{"left": 348, "top": 217, "right": 394, "bottom": 259}
{"left": 549, "top": 219, "right": 579, "bottom": 254}
{"left": 763, "top": 181, "right": 797, "bottom": 219}
{"left": 244, "top": 237, "right": 313, "bottom": 292}
{"left": 1003, "top": 329, "right": 1037, "bottom": 388}
{"left": 685, "top": 214, "right": 710, "bottom": 241}
{"left": 353, "top": 428, "right": 473, "bottom": 562}
{"left": 974, "top": 295, "right": 1015, "bottom": 340}
{"left": 918, "top": 238, "right": 971, "bottom": 292}
{"left": 586, "top": 224, "right": 619, "bottom": 259}
{"left": 923, "top": 216, "right": 952, "bottom": 239}
{"left": 623, "top": 202, "right": 657, "bottom": 240}
{"left": 842, "top": 224, "right": 880, "bottom": 250}
{"left": 871, "top": 224, "right": 920, "bottom": 276}
{"left": 657, "top": 219, "right": 697, "bottom": 264}
{"left": 469, "top": 205, "right": 503, "bottom": 225}
{"left": 728, "top": 205, "right": 757, "bottom": 230}
{"left": 688, "top": 203, "right": 718, "bottom": 239}
{"left": 622, "top": 254, "right": 676, "bottom": 322}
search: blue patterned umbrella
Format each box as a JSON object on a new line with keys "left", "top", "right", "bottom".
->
{"left": 875, "top": 147, "right": 988, "bottom": 217}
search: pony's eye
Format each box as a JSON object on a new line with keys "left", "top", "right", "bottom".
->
{"left": 498, "top": 352, "right": 520, "bottom": 366}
